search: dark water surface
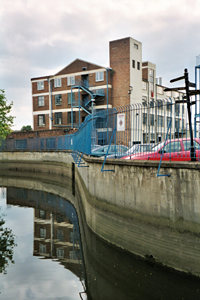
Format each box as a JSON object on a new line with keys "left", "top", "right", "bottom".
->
{"left": 0, "top": 186, "right": 200, "bottom": 300}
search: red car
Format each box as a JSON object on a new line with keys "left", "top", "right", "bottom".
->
{"left": 121, "top": 138, "right": 200, "bottom": 161}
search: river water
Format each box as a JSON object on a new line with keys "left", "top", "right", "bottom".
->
{"left": 0, "top": 185, "right": 200, "bottom": 300}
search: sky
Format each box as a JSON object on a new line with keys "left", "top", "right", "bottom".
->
{"left": 1, "top": 0, "right": 200, "bottom": 130}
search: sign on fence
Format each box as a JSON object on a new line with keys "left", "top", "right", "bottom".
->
{"left": 117, "top": 113, "right": 125, "bottom": 131}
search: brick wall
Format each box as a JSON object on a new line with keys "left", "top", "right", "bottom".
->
{"left": 56, "top": 59, "right": 103, "bottom": 75}
{"left": 142, "top": 68, "right": 148, "bottom": 81}
{"left": 6, "top": 128, "right": 76, "bottom": 140}
{"left": 109, "top": 37, "right": 130, "bottom": 107}
{"left": 31, "top": 59, "right": 113, "bottom": 131}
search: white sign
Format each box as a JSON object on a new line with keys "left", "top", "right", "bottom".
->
{"left": 117, "top": 113, "right": 125, "bottom": 131}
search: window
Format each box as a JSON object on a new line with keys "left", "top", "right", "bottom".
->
{"left": 175, "top": 119, "right": 180, "bottom": 131}
{"left": 67, "top": 76, "right": 75, "bottom": 86}
{"left": 54, "top": 78, "right": 61, "bottom": 88}
{"left": 38, "top": 115, "right": 45, "bottom": 126}
{"left": 40, "top": 228, "right": 46, "bottom": 239}
{"left": 37, "top": 81, "right": 44, "bottom": 90}
{"left": 150, "top": 101, "right": 154, "bottom": 108}
{"left": 183, "top": 140, "right": 200, "bottom": 151}
{"left": 38, "top": 96, "right": 44, "bottom": 107}
{"left": 149, "top": 69, "right": 154, "bottom": 83}
{"left": 165, "top": 141, "right": 181, "bottom": 153}
{"left": 157, "top": 100, "right": 163, "bottom": 110}
{"left": 137, "top": 62, "right": 140, "bottom": 70}
{"left": 132, "top": 60, "right": 135, "bottom": 68}
{"left": 69, "top": 250, "right": 77, "bottom": 260}
{"left": 67, "top": 112, "right": 76, "bottom": 124}
{"left": 54, "top": 112, "right": 62, "bottom": 125}
{"left": 39, "top": 243, "right": 46, "bottom": 254}
{"left": 56, "top": 248, "right": 64, "bottom": 259}
{"left": 158, "top": 115, "right": 164, "bottom": 127}
{"left": 55, "top": 94, "right": 62, "bottom": 106}
{"left": 150, "top": 114, "right": 154, "bottom": 126}
{"left": 39, "top": 210, "right": 46, "bottom": 219}
{"left": 143, "top": 113, "right": 147, "bottom": 125}
{"left": 56, "top": 215, "right": 65, "bottom": 223}
{"left": 70, "top": 231, "right": 74, "bottom": 243}
{"left": 175, "top": 103, "right": 180, "bottom": 116}
{"left": 134, "top": 43, "right": 138, "bottom": 49}
{"left": 167, "top": 116, "right": 172, "bottom": 127}
{"left": 57, "top": 229, "right": 64, "bottom": 241}
{"left": 150, "top": 133, "right": 155, "bottom": 141}
{"left": 95, "top": 71, "right": 104, "bottom": 82}
{"left": 67, "top": 93, "right": 75, "bottom": 105}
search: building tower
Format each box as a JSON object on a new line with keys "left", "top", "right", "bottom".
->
{"left": 109, "top": 37, "right": 143, "bottom": 107}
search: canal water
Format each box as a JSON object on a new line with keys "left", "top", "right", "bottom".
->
{"left": 0, "top": 185, "right": 200, "bottom": 300}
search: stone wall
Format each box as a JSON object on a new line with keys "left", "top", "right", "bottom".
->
{"left": 1, "top": 152, "right": 200, "bottom": 276}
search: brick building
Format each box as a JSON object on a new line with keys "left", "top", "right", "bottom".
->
{"left": 31, "top": 36, "right": 185, "bottom": 144}
{"left": 31, "top": 59, "right": 112, "bottom": 131}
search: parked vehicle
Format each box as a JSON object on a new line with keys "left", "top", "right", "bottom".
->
{"left": 91, "top": 144, "right": 128, "bottom": 157}
{"left": 125, "top": 143, "right": 153, "bottom": 155}
{"left": 121, "top": 138, "right": 200, "bottom": 161}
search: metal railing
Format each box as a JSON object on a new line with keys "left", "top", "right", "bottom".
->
{"left": 1, "top": 99, "right": 200, "bottom": 162}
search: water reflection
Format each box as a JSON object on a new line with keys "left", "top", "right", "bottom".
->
{"left": 1, "top": 184, "right": 200, "bottom": 300}
{"left": 0, "top": 187, "right": 86, "bottom": 300}
{"left": 0, "top": 188, "right": 16, "bottom": 274}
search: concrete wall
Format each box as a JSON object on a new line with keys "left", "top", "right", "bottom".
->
{"left": 1, "top": 152, "right": 200, "bottom": 277}
{"left": 129, "top": 37, "right": 142, "bottom": 105}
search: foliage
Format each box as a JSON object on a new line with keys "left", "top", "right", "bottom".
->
{"left": 21, "top": 125, "right": 32, "bottom": 132}
{"left": 0, "top": 90, "right": 14, "bottom": 139}
{"left": 0, "top": 216, "right": 16, "bottom": 274}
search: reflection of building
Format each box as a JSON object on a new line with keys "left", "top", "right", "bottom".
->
{"left": 6, "top": 187, "right": 84, "bottom": 280}
{"left": 34, "top": 208, "right": 82, "bottom": 277}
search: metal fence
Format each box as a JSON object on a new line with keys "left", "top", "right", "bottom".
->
{"left": 1, "top": 99, "right": 200, "bottom": 162}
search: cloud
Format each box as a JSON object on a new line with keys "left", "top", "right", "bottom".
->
{"left": 1, "top": 0, "right": 200, "bottom": 129}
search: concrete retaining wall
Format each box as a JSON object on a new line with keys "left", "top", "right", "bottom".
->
{"left": 1, "top": 152, "right": 200, "bottom": 277}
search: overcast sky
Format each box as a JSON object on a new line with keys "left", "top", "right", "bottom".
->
{"left": 1, "top": 0, "right": 200, "bottom": 130}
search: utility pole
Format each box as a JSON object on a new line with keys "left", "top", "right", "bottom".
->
{"left": 164, "top": 68, "right": 200, "bottom": 162}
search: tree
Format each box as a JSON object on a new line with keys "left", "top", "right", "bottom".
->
{"left": 0, "top": 89, "right": 14, "bottom": 139}
{"left": 21, "top": 125, "right": 32, "bottom": 132}
{"left": 0, "top": 216, "right": 16, "bottom": 274}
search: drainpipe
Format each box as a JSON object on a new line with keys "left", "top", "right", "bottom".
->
{"left": 71, "top": 86, "right": 73, "bottom": 129}
{"left": 48, "top": 78, "right": 53, "bottom": 129}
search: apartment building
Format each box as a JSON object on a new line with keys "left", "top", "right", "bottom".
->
{"left": 31, "top": 59, "right": 112, "bottom": 131}
{"left": 31, "top": 37, "right": 186, "bottom": 144}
